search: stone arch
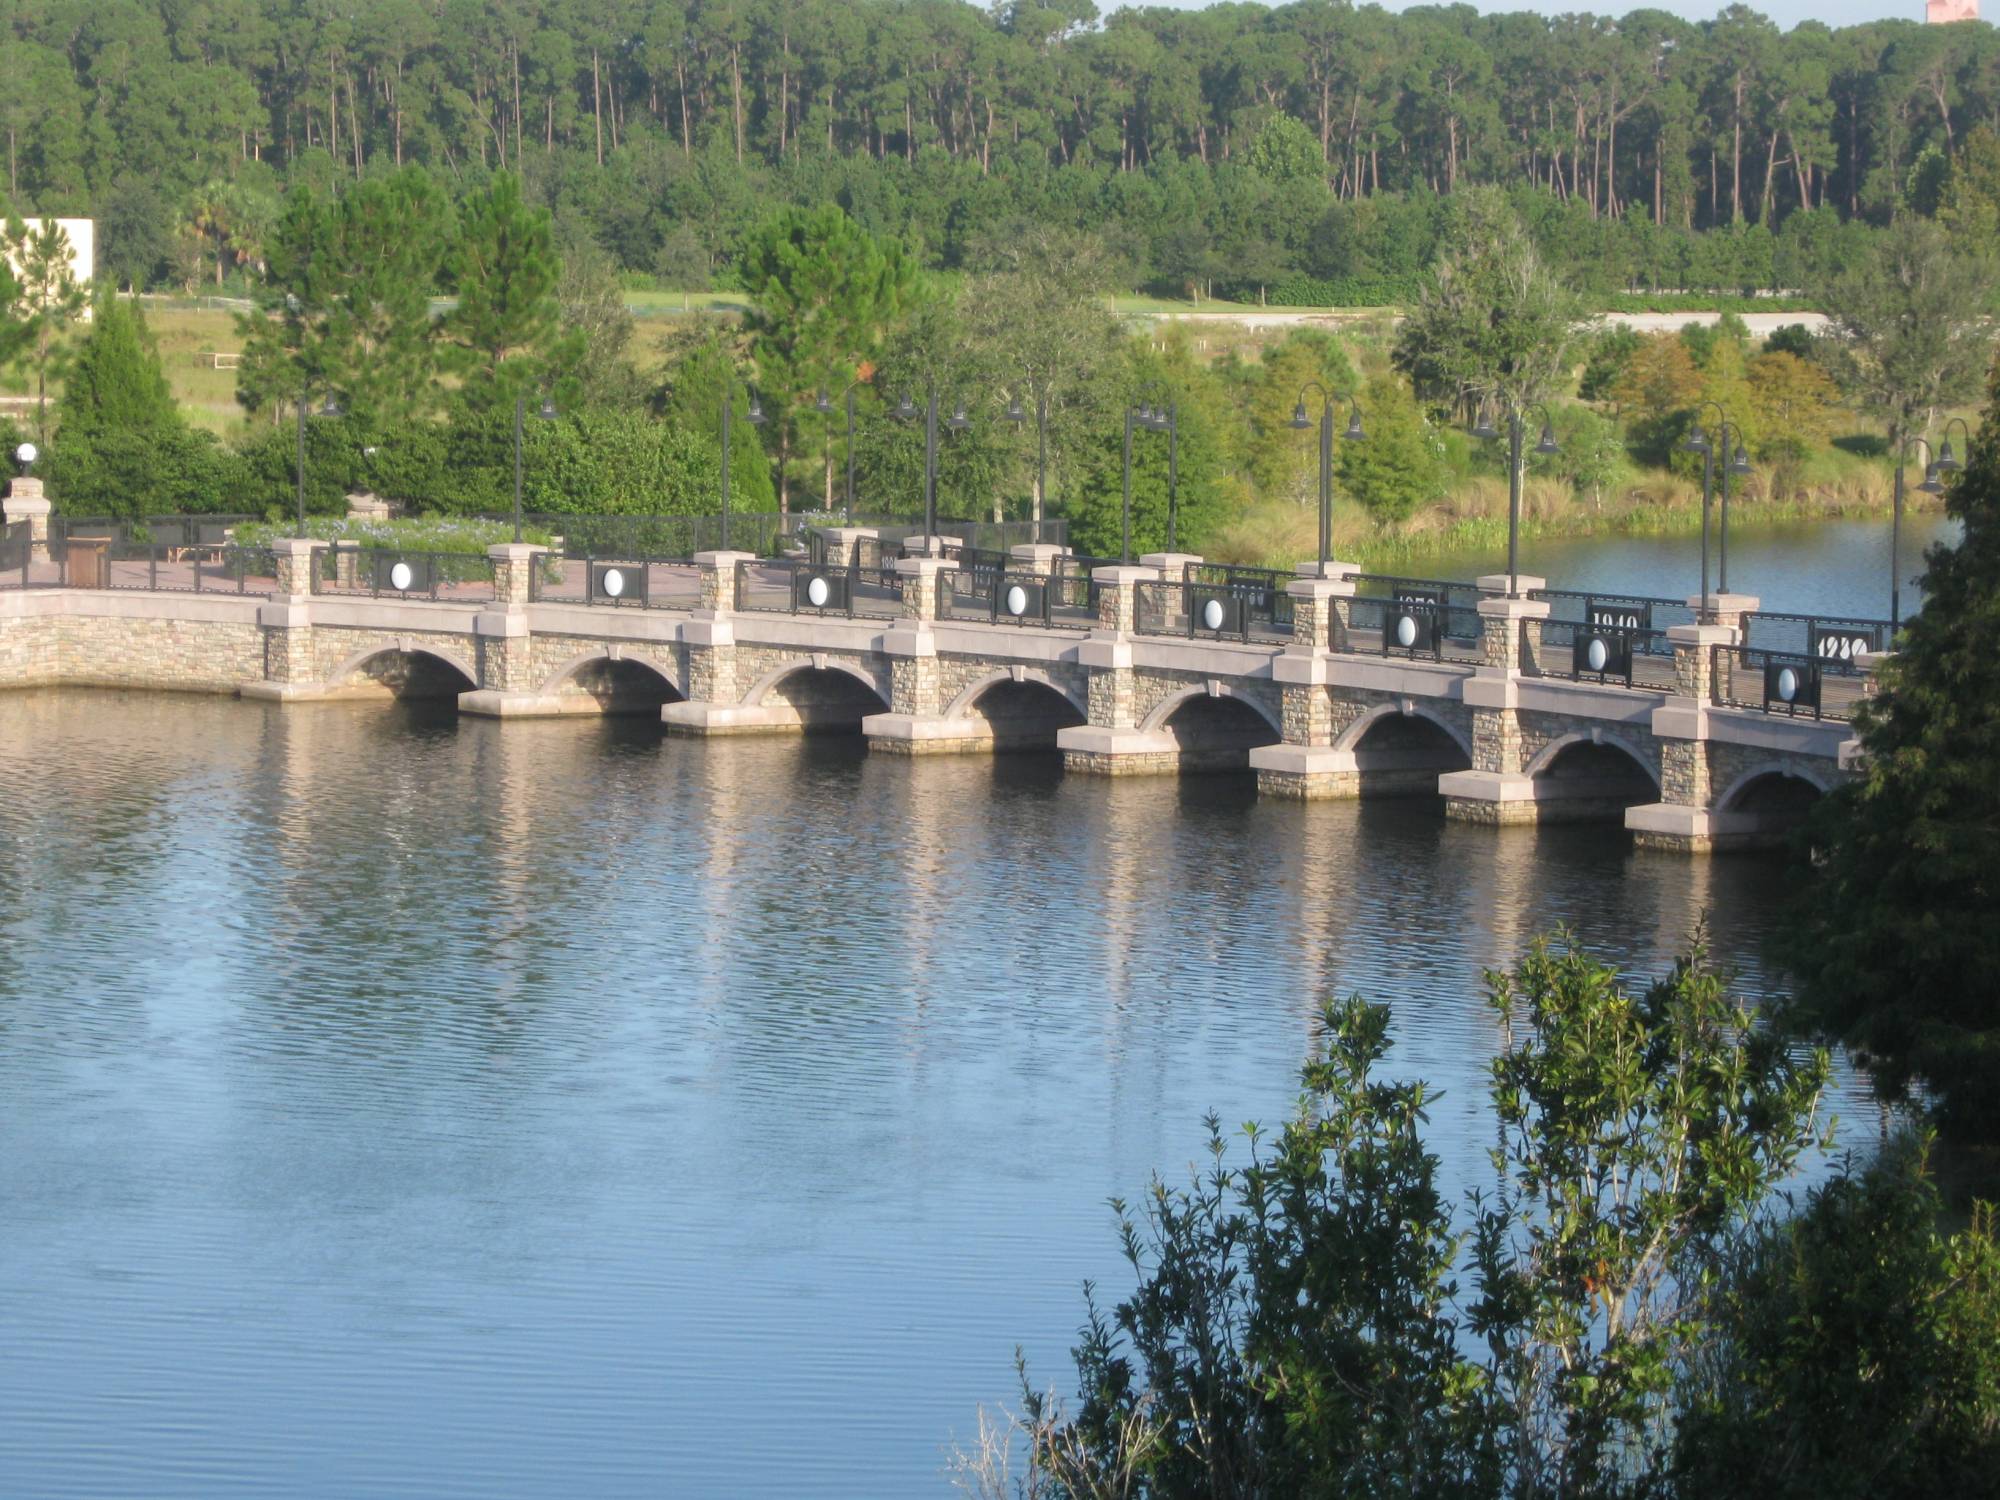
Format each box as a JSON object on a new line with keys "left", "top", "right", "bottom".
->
{"left": 537, "top": 649, "right": 685, "bottom": 701}
{"left": 742, "top": 657, "right": 890, "bottom": 711}
{"left": 1716, "top": 760, "right": 1836, "bottom": 811}
{"left": 327, "top": 642, "right": 479, "bottom": 697}
{"left": 943, "top": 667, "right": 1088, "bottom": 723}
{"left": 1139, "top": 682, "right": 1282, "bottom": 737}
{"left": 1524, "top": 729, "right": 1662, "bottom": 791}
{"left": 1332, "top": 699, "right": 1476, "bottom": 764}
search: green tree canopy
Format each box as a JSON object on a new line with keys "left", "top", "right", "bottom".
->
{"left": 441, "top": 171, "right": 578, "bottom": 417}
{"left": 1778, "top": 364, "right": 2000, "bottom": 1140}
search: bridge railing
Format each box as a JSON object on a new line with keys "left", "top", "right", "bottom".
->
{"left": 528, "top": 555, "right": 701, "bottom": 610}
{"left": 1182, "top": 563, "right": 1298, "bottom": 630}
{"left": 1132, "top": 579, "right": 1292, "bottom": 644}
{"left": 41, "top": 535, "right": 279, "bottom": 596}
{"left": 938, "top": 568, "right": 1096, "bottom": 630}
{"left": 1524, "top": 619, "right": 1678, "bottom": 690}
{"left": 1711, "top": 644, "right": 1868, "bottom": 722}
{"left": 733, "top": 558, "right": 903, "bottom": 618}
{"left": 312, "top": 547, "right": 496, "bottom": 603}
{"left": 51, "top": 514, "right": 259, "bottom": 549}
{"left": 0, "top": 520, "right": 32, "bottom": 589}
{"left": 1346, "top": 574, "right": 1484, "bottom": 661}
{"left": 1740, "top": 610, "right": 1894, "bottom": 663}
{"left": 1530, "top": 588, "right": 1692, "bottom": 656}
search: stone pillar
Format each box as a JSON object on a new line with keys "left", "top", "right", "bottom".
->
{"left": 904, "top": 533, "right": 962, "bottom": 559}
{"left": 1438, "top": 594, "right": 1553, "bottom": 825}
{"left": 1008, "top": 543, "right": 1067, "bottom": 574}
{"left": 346, "top": 490, "right": 396, "bottom": 523}
{"left": 694, "top": 549, "right": 753, "bottom": 613}
{"left": 1690, "top": 591, "right": 1759, "bottom": 637}
{"left": 1249, "top": 576, "right": 1360, "bottom": 798}
{"left": 894, "top": 555, "right": 957, "bottom": 623}
{"left": 1140, "top": 551, "right": 1202, "bottom": 582}
{"left": 252, "top": 538, "right": 323, "bottom": 692}
{"left": 462, "top": 543, "right": 541, "bottom": 710}
{"left": 1624, "top": 622, "right": 1737, "bottom": 853}
{"left": 1295, "top": 559, "right": 1362, "bottom": 581}
{"left": 814, "top": 525, "right": 878, "bottom": 569}
{"left": 488, "top": 542, "right": 543, "bottom": 609}
{"left": 4, "top": 476, "right": 53, "bottom": 560}
{"left": 1091, "top": 564, "right": 1159, "bottom": 634}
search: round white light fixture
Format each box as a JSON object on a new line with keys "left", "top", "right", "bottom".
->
{"left": 1202, "top": 597, "right": 1226, "bottom": 631}
{"left": 1396, "top": 614, "right": 1418, "bottom": 647}
{"left": 1587, "top": 637, "right": 1609, "bottom": 672}
{"left": 806, "top": 575, "right": 830, "bottom": 608}
{"left": 389, "top": 561, "right": 414, "bottom": 592}
{"left": 603, "top": 567, "right": 626, "bottom": 598}
{"left": 1005, "top": 583, "right": 1029, "bottom": 617}
{"left": 1776, "top": 666, "right": 1799, "bottom": 702}
{"left": 14, "top": 442, "right": 37, "bottom": 466}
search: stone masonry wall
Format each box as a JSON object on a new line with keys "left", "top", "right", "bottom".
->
{"left": 0, "top": 612, "right": 264, "bottom": 693}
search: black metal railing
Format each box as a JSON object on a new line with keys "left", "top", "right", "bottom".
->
{"left": 0, "top": 520, "right": 30, "bottom": 589}
{"left": 1183, "top": 562, "right": 1297, "bottom": 632}
{"left": 937, "top": 568, "right": 1095, "bottom": 630}
{"left": 1711, "top": 644, "right": 1867, "bottom": 722}
{"left": 732, "top": 558, "right": 902, "bottom": 617}
{"left": 1531, "top": 588, "right": 1693, "bottom": 656}
{"left": 1740, "top": 610, "right": 1894, "bottom": 664}
{"left": 51, "top": 513, "right": 258, "bottom": 549}
{"left": 312, "top": 548, "right": 496, "bottom": 602}
{"left": 46, "top": 536, "right": 278, "bottom": 595}
{"left": 1347, "top": 574, "right": 1483, "bottom": 659}
{"left": 1523, "top": 618, "right": 1676, "bottom": 689}
{"left": 1133, "top": 579, "right": 1291, "bottom": 643}
{"left": 527, "top": 554, "right": 700, "bottom": 610}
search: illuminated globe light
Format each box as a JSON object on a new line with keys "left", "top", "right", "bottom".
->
{"left": 389, "top": 561, "right": 414, "bottom": 592}
{"left": 1005, "top": 584, "right": 1029, "bottom": 617}
{"left": 603, "top": 567, "right": 626, "bottom": 598}
{"left": 1396, "top": 614, "right": 1418, "bottom": 648}
{"left": 1202, "top": 597, "right": 1226, "bottom": 631}
{"left": 1777, "top": 667, "right": 1800, "bottom": 702}
{"left": 1587, "top": 637, "right": 1609, "bottom": 672}
{"left": 807, "top": 575, "right": 830, "bottom": 608}
{"left": 14, "top": 442, "right": 37, "bottom": 467}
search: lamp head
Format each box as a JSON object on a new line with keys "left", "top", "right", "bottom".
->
{"left": 895, "top": 393, "right": 916, "bottom": 419}
{"left": 814, "top": 389, "right": 832, "bottom": 414}
{"left": 537, "top": 397, "right": 558, "bottom": 422}
{"left": 947, "top": 404, "right": 970, "bottom": 430}
{"left": 319, "top": 394, "right": 342, "bottom": 418}
{"left": 1938, "top": 439, "right": 1962, "bottom": 471}
{"left": 13, "top": 441, "right": 37, "bottom": 472}
{"left": 1290, "top": 400, "right": 1310, "bottom": 431}
{"left": 1004, "top": 398, "right": 1024, "bottom": 423}
{"left": 745, "top": 394, "right": 765, "bottom": 424}
{"left": 1534, "top": 422, "right": 1560, "bottom": 456}
{"left": 1470, "top": 406, "right": 1498, "bottom": 440}
{"left": 1682, "top": 425, "right": 1710, "bottom": 454}
{"left": 1918, "top": 463, "right": 1945, "bottom": 494}
{"left": 1343, "top": 408, "right": 1366, "bottom": 442}
{"left": 1728, "top": 443, "right": 1750, "bottom": 475}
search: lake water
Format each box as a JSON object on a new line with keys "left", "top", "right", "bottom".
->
{"left": 0, "top": 518, "right": 1923, "bottom": 1498}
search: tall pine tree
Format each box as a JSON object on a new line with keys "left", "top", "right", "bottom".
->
{"left": 1778, "top": 362, "right": 2000, "bottom": 1140}
{"left": 441, "top": 172, "right": 577, "bottom": 416}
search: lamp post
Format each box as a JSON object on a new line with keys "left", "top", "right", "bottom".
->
{"left": 512, "top": 390, "right": 559, "bottom": 544}
{"left": 1115, "top": 395, "right": 1181, "bottom": 564}
{"left": 1003, "top": 389, "right": 1050, "bottom": 544}
{"left": 720, "top": 377, "right": 765, "bottom": 552}
{"left": 813, "top": 382, "right": 864, "bottom": 524}
{"left": 894, "top": 387, "right": 970, "bottom": 553}
{"left": 1682, "top": 401, "right": 1751, "bottom": 616}
{"left": 1470, "top": 398, "right": 1559, "bottom": 597}
{"left": 294, "top": 388, "right": 342, "bottom": 539}
{"left": 1288, "top": 382, "right": 1366, "bottom": 572}
{"left": 1891, "top": 429, "right": 1954, "bottom": 629}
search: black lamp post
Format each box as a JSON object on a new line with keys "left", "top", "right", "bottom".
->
{"left": 513, "top": 390, "right": 559, "bottom": 543}
{"left": 1470, "top": 398, "right": 1559, "bottom": 598}
{"left": 720, "top": 378, "right": 764, "bottom": 552}
{"left": 1891, "top": 430, "right": 1948, "bottom": 629}
{"left": 894, "top": 387, "right": 970, "bottom": 553}
{"left": 294, "top": 388, "right": 342, "bottom": 539}
{"left": 813, "top": 382, "right": 864, "bottom": 524}
{"left": 1002, "top": 388, "right": 1050, "bottom": 545}
{"left": 1116, "top": 395, "right": 1180, "bottom": 565}
{"left": 1683, "top": 401, "right": 1751, "bottom": 616}
{"left": 1289, "top": 382, "right": 1366, "bottom": 572}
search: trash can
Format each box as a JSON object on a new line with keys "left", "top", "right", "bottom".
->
{"left": 66, "top": 537, "right": 109, "bottom": 588}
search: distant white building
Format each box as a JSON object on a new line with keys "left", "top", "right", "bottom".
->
{"left": 2, "top": 217, "right": 94, "bottom": 316}
{"left": 1928, "top": 0, "right": 1978, "bottom": 22}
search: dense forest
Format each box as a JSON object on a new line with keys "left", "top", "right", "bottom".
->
{"left": 4, "top": 0, "right": 1997, "bottom": 299}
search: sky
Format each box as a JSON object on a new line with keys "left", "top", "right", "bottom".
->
{"left": 1140, "top": 0, "right": 1952, "bottom": 34}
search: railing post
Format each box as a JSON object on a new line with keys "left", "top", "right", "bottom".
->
{"left": 893, "top": 554, "right": 956, "bottom": 624}
{"left": 1139, "top": 550, "right": 1202, "bottom": 582}
{"left": 693, "top": 549, "right": 753, "bottom": 614}
{"left": 3, "top": 476, "right": 53, "bottom": 561}
{"left": 1008, "top": 542, "right": 1068, "bottom": 575}
{"left": 1475, "top": 573, "right": 1546, "bottom": 672}
{"left": 814, "top": 525, "right": 878, "bottom": 570}
{"left": 1090, "top": 564, "right": 1158, "bottom": 637}
{"left": 1689, "top": 589, "right": 1758, "bottom": 637}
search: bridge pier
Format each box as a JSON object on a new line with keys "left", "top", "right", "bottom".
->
{"left": 662, "top": 550, "right": 800, "bottom": 735}
{"left": 1251, "top": 572, "right": 1366, "bottom": 798}
{"left": 864, "top": 556, "right": 973, "bottom": 753}
{"left": 1058, "top": 565, "right": 1181, "bottom": 775}
{"left": 459, "top": 544, "right": 567, "bottom": 716}
{"left": 1439, "top": 578, "right": 1555, "bottom": 824}
{"left": 241, "top": 538, "right": 325, "bottom": 702}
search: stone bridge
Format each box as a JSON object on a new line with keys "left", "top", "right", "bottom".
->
{"left": 0, "top": 533, "right": 1878, "bottom": 854}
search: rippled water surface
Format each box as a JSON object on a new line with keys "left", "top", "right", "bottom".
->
{"left": 0, "top": 618, "right": 1875, "bottom": 1493}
